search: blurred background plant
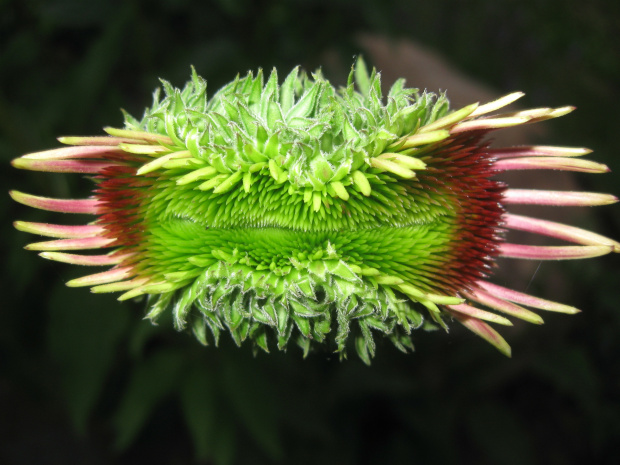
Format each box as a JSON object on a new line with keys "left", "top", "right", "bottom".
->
{"left": 1, "top": 0, "right": 619, "bottom": 464}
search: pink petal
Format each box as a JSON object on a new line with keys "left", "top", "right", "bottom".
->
{"left": 494, "top": 157, "right": 609, "bottom": 173}
{"left": 12, "top": 158, "right": 118, "bottom": 173}
{"left": 504, "top": 213, "right": 620, "bottom": 251}
{"left": 13, "top": 221, "right": 106, "bottom": 239}
{"left": 446, "top": 303, "right": 513, "bottom": 326}
{"left": 39, "top": 251, "right": 131, "bottom": 266}
{"left": 10, "top": 191, "right": 101, "bottom": 214}
{"left": 57, "top": 136, "right": 137, "bottom": 146}
{"left": 66, "top": 266, "right": 135, "bottom": 287}
{"left": 25, "top": 236, "right": 115, "bottom": 251}
{"left": 476, "top": 281, "right": 580, "bottom": 314}
{"left": 489, "top": 146, "right": 592, "bottom": 159}
{"left": 91, "top": 277, "right": 150, "bottom": 293}
{"left": 464, "top": 287, "right": 543, "bottom": 324}
{"left": 499, "top": 243, "right": 612, "bottom": 260}
{"left": 20, "top": 145, "right": 123, "bottom": 160}
{"left": 448, "top": 311, "right": 512, "bottom": 357}
{"left": 503, "top": 189, "right": 618, "bottom": 206}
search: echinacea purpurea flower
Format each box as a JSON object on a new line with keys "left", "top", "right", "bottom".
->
{"left": 10, "top": 60, "right": 619, "bottom": 363}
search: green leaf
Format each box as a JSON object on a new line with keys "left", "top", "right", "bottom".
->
{"left": 179, "top": 363, "right": 218, "bottom": 461}
{"left": 112, "top": 349, "right": 186, "bottom": 451}
{"left": 222, "top": 353, "right": 283, "bottom": 461}
{"left": 48, "top": 286, "right": 130, "bottom": 433}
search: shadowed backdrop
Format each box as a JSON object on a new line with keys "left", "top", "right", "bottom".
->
{"left": 1, "top": 1, "right": 619, "bottom": 464}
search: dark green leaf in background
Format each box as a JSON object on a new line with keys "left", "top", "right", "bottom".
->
{"left": 48, "top": 285, "right": 130, "bottom": 432}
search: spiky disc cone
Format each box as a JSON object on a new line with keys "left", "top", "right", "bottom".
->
{"left": 11, "top": 59, "right": 619, "bottom": 363}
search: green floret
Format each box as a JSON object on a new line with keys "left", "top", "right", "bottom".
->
{"left": 124, "top": 60, "right": 449, "bottom": 193}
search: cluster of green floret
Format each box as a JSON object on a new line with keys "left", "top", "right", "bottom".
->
{"left": 124, "top": 60, "right": 450, "bottom": 212}
{"left": 119, "top": 60, "right": 462, "bottom": 362}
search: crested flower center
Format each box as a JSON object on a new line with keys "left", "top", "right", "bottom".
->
{"left": 11, "top": 59, "right": 618, "bottom": 362}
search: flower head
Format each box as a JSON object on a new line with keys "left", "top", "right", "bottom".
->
{"left": 11, "top": 60, "right": 619, "bottom": 362}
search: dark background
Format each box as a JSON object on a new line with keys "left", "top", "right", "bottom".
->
{"left": 1, "top": 0, "right": 619, "bottom": 464}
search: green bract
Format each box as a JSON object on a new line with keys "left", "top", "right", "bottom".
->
{"left": 12, "top": 59, "right": 619, "bottom": 362}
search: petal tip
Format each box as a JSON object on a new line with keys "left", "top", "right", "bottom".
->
{"left": 9, "top": 190, "right": 24, "bottom": 202}
{"left": 11, "top": 158, "right": 25, "bottom": 170}
{"left": 13, "top": 220, "right": 26, "bottom": 231}
{"left": 531, "top": 314, "right": 544, "bottom": 325}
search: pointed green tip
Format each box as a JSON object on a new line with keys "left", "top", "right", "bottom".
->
{"left": 354, "top": 55, "right": 371, "bottom": 95}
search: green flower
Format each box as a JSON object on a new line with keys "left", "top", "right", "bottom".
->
{"left": 10, "top": 59, "right": 619, "bottom": 363}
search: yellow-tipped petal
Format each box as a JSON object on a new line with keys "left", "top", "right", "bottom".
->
{"left": 470, "top": 92, "right": 525, "bottom": 117}
{"left": 66, "top": 266, "right": 134, "bottom": 287}
{"left": 136, "top": 150, "right": 192, "bottom": 175}
{"left": 447, "top": 303, "right": 513, "bottom": 326}
{"left": 119, "top": 143, "right": 170, "bottom": 156}
{"left": 450, "top": 312, "right": 512, "bottom": 357}
{"left": 451, "top": 116, "right": 530, "bottom": 133}
{"left": 104, "top": 127, "right": 174, "bottom": 144}
{"left": 398, "top": 129, "right": 450, "bottom": 150}
{"left": 370, "top": 157, "right": 416, "bottom": 179}
{"left": 91, "top": 277, "right": 149, "bottom": 293}
{"left": 418, "top": 103, "right": 479, "bottom": 133}
{"left": 376, "top": 153, "right": 427, "bottom": 170}
{"left": 13, "top": 221, "right": 105, "bottom": 239}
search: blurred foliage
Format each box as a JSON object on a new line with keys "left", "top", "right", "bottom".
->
{"left": 1, "top": 0, "right": 619, "bottom": 464}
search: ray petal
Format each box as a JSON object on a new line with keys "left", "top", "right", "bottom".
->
{"left": 19, "top": 145, "right": 124, "bottom": 160}
{"left": 463, "top": 287, "right": 544, "bottom": 324}
{"left": 503, "top": 189, "right": 618, "bottom": 206}
{"left": 499, "top": 243, "right": 612, "bottom": 260}
{"left": 451, "top": 116, "right": 530, "bottom": 133}
{"left": 12, "top": 158, "right": 118, "bottom": 173}
{"left": 25, "top": 236, "right": 115, "bottom": 251}
{"left": 91, "top": 277, "right": 150, "bottom": 293}
{"left": 10, "top": 191, "right": 101, "bottom": 213}
{"left": 39, "top": 251, "right": 132, "bottom": 266}
{"left": 66, "top": 266, "right": 135, "bottom": 287}
{"left": 446, "top": 303, "right": 513, "bottom": 326}
{"left": 489, "top": 146, "right": 592, "bottom": 159}
{"left": 476, "top": 281, "right": 580, "bottom": 314}
{"left": 469, "top": 92, "right": 525, "bottom": 117}
{"left": 447, "top": 311, "right": 512, "bottom": 357}
{"left": 504, "top": 213, "right": 620, "bottom": 251}
{"left": 494, "top": 157, "right": 609, "bottom": 173}
{"left": 57, "top": 136, "right": 136, "bottom": 146}
{"left": 104, "top": 127, "right": 174, "bottom": 144}
{"left": 13, "top": 221, "right": 106, "bottom": 239}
